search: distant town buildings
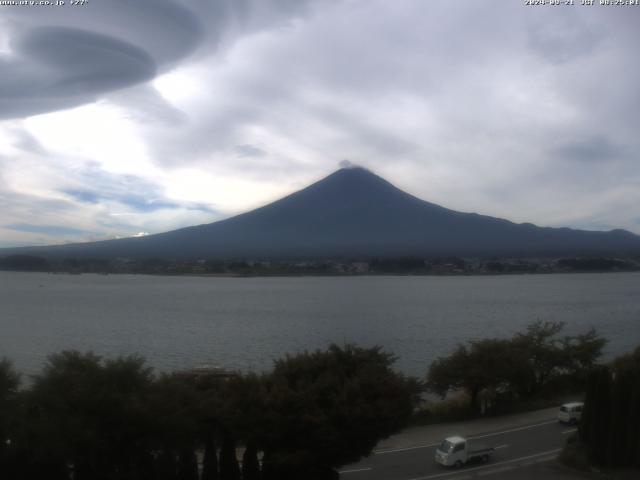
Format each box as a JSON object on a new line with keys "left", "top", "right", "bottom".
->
{"left": 1, "top": 254, "right": 639, "bottom": 276}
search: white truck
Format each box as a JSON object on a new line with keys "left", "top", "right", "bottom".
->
{"left": 434, "top": 436, "right": 494, "bottom": 468}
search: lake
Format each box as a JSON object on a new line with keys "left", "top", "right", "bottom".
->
{"left": 1, "top": 271, "right": 639, "bottom": 378}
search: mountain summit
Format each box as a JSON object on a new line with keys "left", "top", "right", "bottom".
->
{"left": 5, "top": 167, "right": 640, "bottom": 259}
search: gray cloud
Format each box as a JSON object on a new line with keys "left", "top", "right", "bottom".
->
{"left": 235, "top": 144, "right": 267, "bottom": 157}
{"left": 0, "top": 0, "right": 339, "bottom": 120}
{"left": 3, "top": 0, "right": 204, "bottom": 64}
{"left": 0, "top": 0, "right": 203, "bottom": 119}
{"left": 554, "top": 136, "right": 624, "bottom": 164}
{"left": 526, "top": 11, "right": 604, "bottom": 65}
{"left": 20, "top": 28, "right": 155, "bottom": 94}
{"left": 5, "top": 125, "right": 47, "bottom": 154}
{"left": 0, "top": 26, "right": 157, "bottom": 118}
{"left": 5, "top": 223, "right": 91, "bottom": 237}
{"left": 2, "top": 0, "right": 640, "bottom": 246}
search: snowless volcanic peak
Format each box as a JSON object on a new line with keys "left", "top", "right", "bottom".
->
{"left": 3, "top": 167, "right": 640, "bottom": 260}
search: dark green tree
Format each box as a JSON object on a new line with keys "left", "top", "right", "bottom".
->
{"left": 512, "top": 321, "right": 567, "bottom": 395}
{"left": 147, "top": 373, "right": 202, "bottom": 480}
{"left": 559, "top": 328, "right": 607, "bottom": 380}
{"left": 578, "top": 367, "right": 599, "bottom": 446}
{"left": 427, "top": 322, "right": 606, "bottom": 412}
{"left": 177, "top": 449, "right": 199, "bottom": 480}
{"left": 156, "top": 450, "right": 179, "bottom": 480}
{"left": 609, "top": 346, "right": 640, "bottom": 467}
{"left": 606, "top": 366, "right": 633, "bottom": 465}
{"left": 582, "top": 366, "right": 612, "bottom": 466}
{"left": 514, "top": 321, "right": 604, "bottom": 396}
{"left": 427, "top": 339, "right": 527, "bottom": 412}
{"left": 242, "top": 441, "right": 260, "bottom": 480}
{"left": 568, "top": 343, "right": 640, "bottom": 470}
{"left": 25, "top": 351, "right": 154, "bottom": 480}
{"left": 260, "top": 344, "right": 418, "bottom": 479}
{"left": 426, "top": 345, "right": 470, "bottom": 399}
{"left": 219, "top": 432, "right": 241, "bottom": 480}
{"left": 0, "top": 359, "right": 20, "bottom": 475}
{"left": 201, "top": 433, "right": 219, "bottom": 480}
{"left": 629, "top": 377, "right": 640, "bottom": 468}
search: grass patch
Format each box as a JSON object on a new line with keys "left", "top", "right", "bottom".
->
{"left": 411, "top": 391, "right": 474, "bottom": 425}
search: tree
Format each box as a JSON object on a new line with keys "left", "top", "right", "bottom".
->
{"left": 201, "top": 433, "right": 219, "bottom": 480}
{"left": 512, "top": 321, "right": 567, "bottom": 395}
{"left": 579, "top": 346, "right": 640, "bottom": 468}
{"left": 218, "top": 432, "right": 241, "bottom": 480}
{"left": 196, "top": 372, "right": 263, "bottom": 480}
{"left": 426, "top": 345, "right": 470, "bottom": 399}
{"left": 590, "top": 366, "right": 612, "bottom": 466}
{"left": 260, "top": 344, "right": 419, "bottom": 479}
{"left": 147, "top": 373, "right": 203, "bottom": 480}
{"left": 0, "top": 358, "right": 19, "bottom": 437}
{"left": 510, "top": 321, "right": 604, "bottom": 396}
{"left": 177, "top": 449, "right": 199, "bottom": 480}
{"left": 607, "top": 365, "right": 633, "bottom": 465}
{"left": 25, "top": 351, "right": 155, "bottom": 480}
{"left": 0, "top": 359, "right": 20, "bottom": 474}
{"left": 241, "top": 441, "right": 260, "bottom": 480}
{"left": 427, "top": 339, "right": 528, "bottom": 412}
{"left": 427, "top": 321, "right": 606, "bottom": 412}
{"left": 616, "top": 347, "right": 640, "bottom": 467}
{"left": 560, "top": 328, "right": 607, "bottom": 379}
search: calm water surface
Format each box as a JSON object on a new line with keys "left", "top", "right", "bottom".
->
{"left": 1, "top": 271, "right": 639, "bottom": 377}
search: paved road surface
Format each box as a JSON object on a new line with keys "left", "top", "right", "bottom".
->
{"left": 339, "top": 409, "right": 577, "bottom": 480}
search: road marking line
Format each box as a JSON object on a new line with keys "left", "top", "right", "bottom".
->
{"left": 339, "top": 467, "right": 372, "bottom": 474}
{"left": 494, "top": 444, "right": 508, "bottom": 449}
{"left": 467, "top": 420, "right": 557, "bottom": 440}
{"left": 405, "top": 448, "right": 562, "bottom": 480}
{"left": 375, "top": 442, "right": 440, "bottom": 454}
{"left": 374, "top": 419, "right": 556, "bottom": 455}
{"left": 562, "top": 428, "right": 577, "bottom": 435}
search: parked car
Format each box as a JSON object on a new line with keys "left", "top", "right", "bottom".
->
{"left": 434, "top": 436, "right": 494, "bottom": 468}
{"left": 558, "top": 402, "right": 583, "bottom": 425}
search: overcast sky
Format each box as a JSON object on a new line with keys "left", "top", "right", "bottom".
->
{"left": 0, "top": 0, "right": 639, "bottom": 247}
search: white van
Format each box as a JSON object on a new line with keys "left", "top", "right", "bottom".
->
{"left": 558, "top": 402, "right": 583, "bottom": 425}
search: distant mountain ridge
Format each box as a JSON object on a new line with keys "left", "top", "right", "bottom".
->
{"left": 3, "top": 167, "right": 640, "bottom": 259}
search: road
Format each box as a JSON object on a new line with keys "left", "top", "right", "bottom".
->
{"left": 339, "top": 417, "right": 577, "bottom": 480}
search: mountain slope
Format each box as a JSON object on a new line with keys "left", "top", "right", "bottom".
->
{"left": 4, "top": 167, "right": 640, "bottom": 259}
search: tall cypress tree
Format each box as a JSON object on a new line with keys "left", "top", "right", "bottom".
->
{"left": 241, "top": 441, "right": 261, "bottom": 480}
{"left": 177, "top": 448, "right": 199, "bottom": 480}
{"left": 579, "top": 368, "right": 599, "bottom": 446}
{"left": 202, "top": 434, "right": 219, "bottom": 480}
{"left": 0, "top": 360, "right": 20, "bottom": 479}
{"left": 591, "top": 366, "right": 611, "bottom": 466}
{"left": 624, "top": 368, "right": 640, "bottom": 467}
{"left": 579, "top": 348, "right": 640, "bottom": 468}
{"left": 219, "top": 433, "right": 241, "bottom": 480}
{"left": 156, "top": 450, "right": 179, "bottom": 480}
{"left": 606, "top": 368, "right": 632, "bottom": 465}
{"left": 260, "top": 450, "right": 276, "bottom": 480}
